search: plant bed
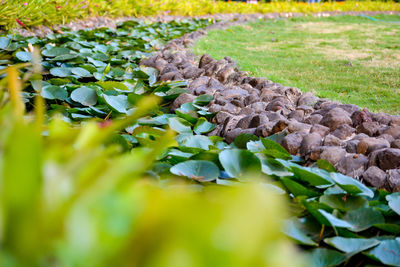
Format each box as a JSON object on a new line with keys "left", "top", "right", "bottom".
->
{"left": 0, "top": 18, "right": 400, "bottom": 266}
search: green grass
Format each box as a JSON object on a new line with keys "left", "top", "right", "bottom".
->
{"left": 193, "top": 15, "right": 400, "bottom": 114}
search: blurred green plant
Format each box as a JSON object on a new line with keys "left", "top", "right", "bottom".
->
{"left": 1, "top": 0, "right": 399, "bottom": 31}
{"left": 0, "top": 63, "right": 305, "bottom": 266}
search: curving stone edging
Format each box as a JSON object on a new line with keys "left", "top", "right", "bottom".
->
{"left": 140, "top": 22, "right": 400, "bottom": 192}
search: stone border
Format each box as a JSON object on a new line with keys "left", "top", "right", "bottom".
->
{"left": 140, "top": 15, "right": 400, "bottom": 192}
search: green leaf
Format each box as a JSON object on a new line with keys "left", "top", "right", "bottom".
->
{"left": 283, "top": 219, "right": 318, "bottom": 246}
{"left": 331, "top": 172, "right": 374, "bottom": 198}
{"left": 261, "top": 158, "right": 293, "bottom": 177}
{"left": 97, "top": 81, "right": 129, "bottom": 91}
{"left": 343, "top": 207, "right": 385, "bottom": 232}
{"left": 41, "top": 86, "right": 68, "bottom": 100}
{"left": 324, "top": 237, "right": 380, "bottom": 254}
{"left": 291, "top": 166, "right": 334, "bottom": 187}
{"left": 364, "top": 239, "right": 400, "bottom": 266}
{"left": 42, "top": 47, "right": 71, "bottom": 57}
{"left": 193, "top": 118, "right": 216, "bottom": 134}
{"left": 318, "top": 209, "right": 353, "bottom": 228}
{"left": 170, "top": 160, "right": 220, "bottom": 182}
{"left": 281, "top": 178, "right": 320, "bottom": 197}
{"left": 193, "top": 94, "right": 213, "bottom": 106}
{"left": 50, "top": 67, "right": 72, "bottom": 77}
{"left": 0, "top": 37, "right": 10, "bottom": 49}
{"left": 71, "top": 87, "right": 97, "bottom": 106}
{"left": 181, "top": 135, "right": 213, "bottom": 150}
{"left": 71, "top": 67, "right": 92, "bottom": 78}
{"left": 316, "top": 159, "right": 336, "bottom": 172}
{"left": 102, "top": 94, "right": 129, "bottom": 113}
{"left": 374, "top": 224, "right": 400, "bottom": 234}
{"left": 309, "top": 248, "right": 346, "bottom": 267}
{"left": 386, "top": 193, "right": 400, "bottom": 216}
{"left": 15, "top": 51, "right": 32, "bottom": 62}
{"left": 319, "top": 194, "right": 368, "bottom": 212}
{"left": 234, "top": 133, "right": 259, "bottom": 149}
{"left": 168, "top": 117, "right": 192, "bottom": 134}
{"left": 218, "top": 149, "right": 261, "bottom": 179}
{"left": 261, "top": 138, "right": 291, "bottom": 159}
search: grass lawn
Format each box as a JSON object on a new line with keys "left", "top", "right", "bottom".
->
{"left": 193, "top": 15, "right": 400, "bottom": 114}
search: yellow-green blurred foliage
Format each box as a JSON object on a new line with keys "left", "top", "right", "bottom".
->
{"left": 0, "top": 66, "right": 307, "bottom": 266}
{"left": 1, "top": 0, "right": 399, "bottom": 30}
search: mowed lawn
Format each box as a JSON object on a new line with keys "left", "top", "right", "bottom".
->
{"left": 193, "top": 15, "right": 400, "bottom": 114}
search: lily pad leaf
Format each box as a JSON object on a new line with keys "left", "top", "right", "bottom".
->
{"left": 50, "top": 67, "right": 72, "bottom": 77}
{"left": 42, "top": 47, "right": 70, "bottom": 57}
{"left": 71, "top": 87, "right": 97, "bottom": 106}
{"left": 71, "top": 67, "right": 92, "bottom": 78}
{"left": 318, "top": 209, "right": 353, "bottom": 228}
{"left": 364, "top": 239, "right": 400, "bottom": 266}
{"left": 168, "top": 117, "right": 192, "bottom": 134}
{"left": 291, "top": 166, "right": 334, "bottom": 187}
{"left": 16, "top": 51, "right": 32, "bottom": 62}
{"left": 386, "top": 193, "right": 400, "bottom": 216}
{"left": 319, "top": 194, "right": 368, "bottom": 212}
{"left": 193, "top": 118, "right": 216, "bottom": 134}
{"left": 219, "top": 149, "right": 261, "bottom": 180}
{"left": 281, "top": 177, "right": 320, "bottom": 197}
{"left": 260, "top": 138, "right": 291, "bottom": 159}
{"left": 103, "top": 94, "right": 129, "bottom": 113}
{"left": 343, "top": 207, "right": 385, "bottom": 232}
{"left": 234, "top": 133, "right": 259, "bottom": 149}
{"left": 170, "top": 160, "right": 219, "bottom": 182}
{"left": 193, "top": 94, "right": 213, "bottom": 106}
{"left": 283, "top": 219, "right": 318, "bottom": 246}
{"left": 331, "top": 172, "right": 374, "bottom": 198}
{"left": 41, "top": 86, "right": 68, "bottom": 100}
{"left": 317, "top": 159, "right": 336, "bottom": 172}
{"left": 324, "top": 237, "right": 380, "bottom": 254}
{"left": 181, "top": 135, "right": 213, "bottom": 150}
{"left": 309, "top": 248, "right": 346, "bottom": 267}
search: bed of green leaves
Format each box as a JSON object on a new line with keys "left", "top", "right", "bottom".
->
{"left": 1, "top": 19, "right": 400, "bottom": 267}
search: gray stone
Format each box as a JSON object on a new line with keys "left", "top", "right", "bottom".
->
{"left": 324, "top": 134, "right": 343, "bottom": 146}
{"left": 391, "top": 139, "right": 400, "bottom": 149}
{"left": 368, "top": 148, "right": 400, "bottom": 171}
{"left": 387, "top": 169, "right": 400, "bottom": 192}
{"left": 336, "top": 154, "right": 368, "bottom": 178}
{"left": 362, "top": 166, "right": 387, "bottom": 188}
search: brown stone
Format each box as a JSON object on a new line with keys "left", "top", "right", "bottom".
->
{"left": 324, "top": 134, "right": 343, "bottom": 146}
{"left": 304, "top": 114, "right": 323, "bottom": 125}
{"left": 310, "top": 124, "right": 330, "bottom": 138}
{"left": 171, "top": 93, "right": 196, "bottom": 111}
{"left": 320, "top": 107, "right": 352, "bottom": 131}
{"left": 357, "top": 137, "right": 390, "bottom": 155}
{"left": 225, "top": 128, "right": 256, "bottom": 143}
{"left": 300, "top": 133, "right": 322, "bottom": 157}
{"left": 282, "top": 132, "right": 305, "bottom": 155}
{"left": 320, "top": 147, "right": 347, "bottom": 166}
{"left": 357, "top": 121, "right": 380, "bottom": 136}
{"left": 332, "top": 124, "right": 356, "bottom": 140}
{"left": 391, "top": 139, "right": 400, "bottom": 149}
{"left": 368, "top": 148, "right": 400, "bottom": 171}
